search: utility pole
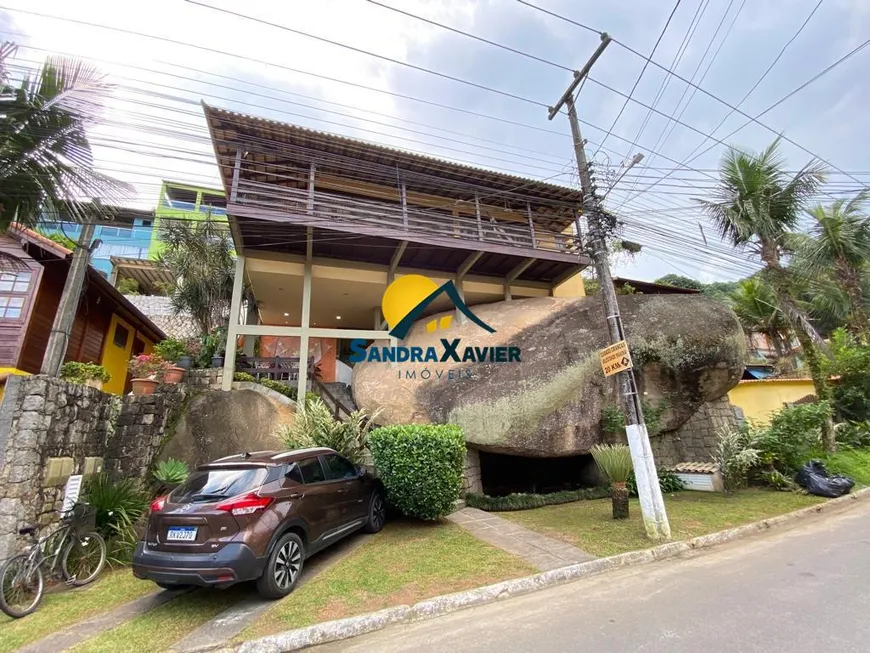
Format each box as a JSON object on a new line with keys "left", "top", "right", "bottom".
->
{"left": 41, "top": 221, "right": 98, "bottom": 376}
{"left": 550, "top": 34, "right": 670, "bottom": 539}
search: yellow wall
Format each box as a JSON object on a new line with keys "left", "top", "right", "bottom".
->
{"left": 552, "top": 272, "right": 585, "bottom": 298}
{"left": 728, "top": 379, "right": 816, "bottom": 423}
{"left": 0, "top": 367, "right": 30, "bottom": 404}
{"left": 100, "top": 314, "right": 136, "bottom": 395}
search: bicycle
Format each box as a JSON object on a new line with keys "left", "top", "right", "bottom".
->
{"left": 0, "top": 502, "right": 107, "bottom": 618}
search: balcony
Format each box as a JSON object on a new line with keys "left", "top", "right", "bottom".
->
{"left": 230, "top": 180, "right": 582, "bottom": 264}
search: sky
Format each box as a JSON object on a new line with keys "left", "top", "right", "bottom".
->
{"left": 2, "top": 0, "right": 868, "bottom": 283}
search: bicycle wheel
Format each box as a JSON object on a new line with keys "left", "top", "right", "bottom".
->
{"left": 61, "top": 532, "right": 106, "bottom": 586}
{"left": 0, "top": 554, "right": 44, "bottom": 618}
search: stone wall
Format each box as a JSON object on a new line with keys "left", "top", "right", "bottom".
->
{"left": 651, "top": 395, "right": 739, "bottom": 468}
{"left": 104, "top": 384, "right": 190, "bottom": 481}
{"left": 124, "top": 295, "right": 198, "bottom": 340}
{"left": 0, "top": 375, "right": 189, "bottom": 561}
{"left": 462, "top": 448, "right": 483, "bottom": 495}
{"left": 185, "top": 368, "right": 224, "bottom": 392}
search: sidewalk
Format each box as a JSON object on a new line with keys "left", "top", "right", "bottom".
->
{"left": 446, "top": 507, "right": 595, "bottom": 571}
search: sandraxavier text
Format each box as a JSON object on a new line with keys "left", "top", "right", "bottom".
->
{"left": 349, "top": 338, "right": 521, "bottom": 364}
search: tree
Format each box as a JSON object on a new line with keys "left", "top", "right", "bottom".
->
{"left": 158, "top": 216, "right": 235, "bottom": 335}
{"left": 654, "top": 274, "right": 704, "bottom": 291}
{"left": 729, "top": 278, "right": 791, "bottom": 359}
{"left": 793, "top": 191, "right": 870, "bottom": 337}
{"left": 696, "top": 138, "right": 836, "bottom": 451}
{"left": 0, "top": 43, "right": 127, "bottom": 233}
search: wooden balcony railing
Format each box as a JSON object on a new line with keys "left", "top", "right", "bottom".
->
{"left": 234, "top": 179, "right": 579, "bottom": 256}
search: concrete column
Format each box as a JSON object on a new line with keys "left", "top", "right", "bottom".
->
{"left": 221, "top": 254, "right": 246, "bottom": 391}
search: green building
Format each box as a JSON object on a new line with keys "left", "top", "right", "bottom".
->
{"left": 148, "top": 181, "right": 228, "bottom": 258}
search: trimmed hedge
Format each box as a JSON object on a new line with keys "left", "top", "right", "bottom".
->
{"left": 369, "top": 424, "right": 466, "bottom": 520}
{"left": 466, "top": 486, "right": 611, "bottom": 512}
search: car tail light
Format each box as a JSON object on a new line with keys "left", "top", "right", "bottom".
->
{"left": 216, "top": 492, "right": 273, "bottom": 516}
{"left": 150, "top": 495, "right": 167, "bottom": 513}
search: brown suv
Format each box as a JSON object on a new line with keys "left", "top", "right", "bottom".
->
{"left": 132, "top": 448, "right": 385, "bottom": 598}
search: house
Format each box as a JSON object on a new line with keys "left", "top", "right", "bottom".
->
{"left": 38, "top": 206, "right": 155, "bottom": 279}
{"left": 0, "top": 226, "right": 165, "bottom": 396}
{"left": 200, "top": 105, "right": 590, "bottom": 399}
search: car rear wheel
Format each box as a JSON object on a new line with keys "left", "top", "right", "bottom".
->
{"left": 363, "top": 491, "right": 386, "bottom": 534}
{"left": 257, "top": 533, "right": 304, "bottom": 599}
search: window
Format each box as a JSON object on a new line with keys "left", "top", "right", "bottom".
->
{"left": 0, "top": 272, "right": 31, "bottom": 293}
{"left": 200, "top": 193, "right": 227, "bottom": 216}
{"left": 0, "top": 272, "right": 32, "bottom": 320}
{"left": 0, "top": 296, "right": 24, "bottom": 319}
{"left": 171, "top": 468, "right": 268, "bottom": 503}
{"left": 141, "top": 219, "right": 153, "bottom": 227}
{"left": 322, "top": 454, "right": 358, "bottom": 481}
{"left": 284, "top": 464, "right": 304, "bottom": 485}
{"left": 297, "top": 457, "right": 326, "bottom": 484}
{"left": 162, "top": 186, "right": 197, "bottom": 211}
{"left": 100, "top": 226, "right": 132, "bottom": 238}
{"left": 112, "top": 323, "right": 130, "bottom": 349}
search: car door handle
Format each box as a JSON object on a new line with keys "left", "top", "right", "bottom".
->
{"left": 337, "top": 489, "right": 349, "bottom": 494}
{"left": 289, "top": 492, "right": 304, "bottom": 499}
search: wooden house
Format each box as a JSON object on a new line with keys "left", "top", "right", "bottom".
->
{"left": 0, "top": 226, "right": 165, "bottom": 396}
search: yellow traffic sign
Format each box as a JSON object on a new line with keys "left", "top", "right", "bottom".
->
{"left": 599, "top": 340, "right": 633, "bottom": 377}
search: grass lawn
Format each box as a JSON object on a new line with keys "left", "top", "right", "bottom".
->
{"left": 240, "top": 520, "right": 536, "bottom": 642}
{"left": 501, "top": 489, "right": 825, "bottom": 558}
{"left": 0, "top": 569, "right": 154, "bottom": 653}
{"left": 72, "top": 585, "right": 250, "bottom": 653}
{"left": 821, "top": 447, "right": 870, "bottom": 486}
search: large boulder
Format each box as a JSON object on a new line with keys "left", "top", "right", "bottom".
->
{"left": 352, "top": 294, "right": 745, "bottom": 457}
{"left": 160, "top": 384, "right": 294, "bottom": 468}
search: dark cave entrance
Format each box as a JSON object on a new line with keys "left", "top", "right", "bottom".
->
{"left": 478, "top": 451, "right": 602, "bottom": 496}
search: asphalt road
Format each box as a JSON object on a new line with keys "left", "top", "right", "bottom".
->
{"left": 312, "top": 499, "right": 870, "bottom": 653}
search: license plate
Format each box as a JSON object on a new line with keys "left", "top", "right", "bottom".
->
{"left": 166, "top": 526, "right": 197, "bottom": 541}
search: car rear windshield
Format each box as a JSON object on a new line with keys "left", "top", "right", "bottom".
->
{"left": 170, "top": 467, "right": 269, "bottom": 503}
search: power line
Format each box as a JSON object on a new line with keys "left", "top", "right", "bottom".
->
{"left": 617, "top": 0, "right": 826, "bottom": 207}
{"left": 184, "top": 0, "right": 551, "bottom": 109}
{"left": 591, "top": 0, "right": 683, "bottom": 158}
{"left": 618, "top": 32, "right": 870, "bottom": 206}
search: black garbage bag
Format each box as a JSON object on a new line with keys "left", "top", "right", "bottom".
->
{"left": 794, "top": 460, "right": 855, "bottom": 498}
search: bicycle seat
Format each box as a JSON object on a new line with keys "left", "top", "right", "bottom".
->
{"left": 18, "top": 525, "right": 37, "bottom": 536}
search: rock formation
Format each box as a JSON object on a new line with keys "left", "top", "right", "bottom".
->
{"left": 352, "top": 294, "right": 745, "bottom": 457}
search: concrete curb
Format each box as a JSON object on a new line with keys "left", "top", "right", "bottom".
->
{"left": 226, "top": 488, "right": 870, "bottom": 653}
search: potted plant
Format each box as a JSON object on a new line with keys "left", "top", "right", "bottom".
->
{"left": 591, "top": 443, "right": 633, "bottom": 520}
{"left": 153, "top": 338, "right": 189, "bottom": 383}
{"left": 128, "top": 353, "right": 168, "bottom": 395}
{"left": 59, "top": 361, "right": 111, "bottom": 391}
{"left": 210, "top": 326, "right": 228, "bottom": 368}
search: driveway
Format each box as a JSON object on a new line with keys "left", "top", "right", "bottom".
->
{"left": 312, "top": 498, "right": 870, "bottom": 652}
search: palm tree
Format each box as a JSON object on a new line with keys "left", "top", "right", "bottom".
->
{"left": 696, "top": 138, "right": 836, "bottom": 450}
{"left": 159, "top": 216, "right": 235, "bottom": 336}
{"left": 729, "top": 278, "right": 791, "bottom": 359}
{"left": 0, "top": 42, "right": 128, "bottom": 233}
{"left": 794, "top": 191, "right": 870, "bottom": 337}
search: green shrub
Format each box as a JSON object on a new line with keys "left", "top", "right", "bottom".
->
{"left": 713, "top": 427, "right": 760, "bottom": 492}
{"left": 465, "top": 487, "right": 610, "bottom": 511}
{"left": 153, "top": 459, "right": 189, "bottom": 486}
{"left": 824, "top": 329, "right": 870, "bottom": 422}
{"left": 117, "top": 277, "right": 140, "bottom": 295}
{"left": 277, "top": 396, "right": 378, "bottom": 465}
{"left": 59, "top": 361, "right": 110, "bottom": 385}
{"left": 835, "top": 421, "right": 870, "bottom": 449}
{"left": 590, "top": 444, "right": 632, "bottom": 483}
{"left": 758, "top": 402, "right": 831, "bottom": 472}
{"left": 153, "top": 338, "right": 188, "bottom": 364}
{"left": 369, "top": 424, "right": 466, "bottom": 520}
{"left": 233, "top": 371, "right": 257, "bottom": 383}
{"left": 232, "top": 373, "right": 319, "bottom": 404}
{"left": 600, "top": 399, "right": 668, "bottom": 436}
{"left": 82, "top": 474, "right": 149, "bottom": 565}
{"left": 626, "top": 468, "right": 685, "bottom": 496}
{"left": 758, "top": 470, "right": 798, "bottom": 492}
